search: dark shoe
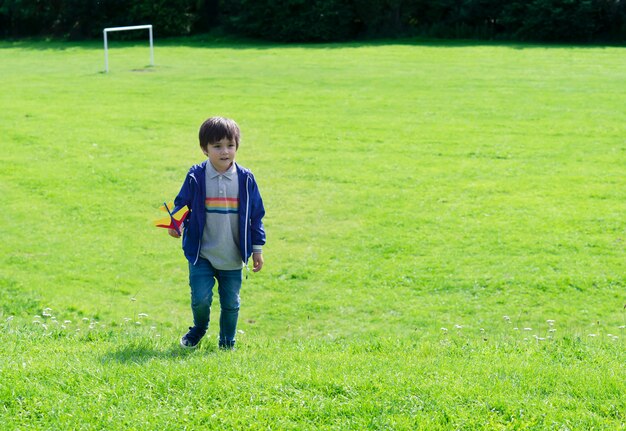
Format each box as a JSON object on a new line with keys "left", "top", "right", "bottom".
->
{"left": 180, "top": 327, "right": 204, "bottom": 349}
{"left": 219, "top": 340, "right": 236, "bottom": 351}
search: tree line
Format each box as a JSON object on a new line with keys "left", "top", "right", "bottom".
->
{"left": 1, "top": 0, "right": 625, "bottom": 43}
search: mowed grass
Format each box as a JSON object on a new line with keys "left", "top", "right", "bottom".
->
{"left": 1, "top": 37, "right": 625, "bottom": 429}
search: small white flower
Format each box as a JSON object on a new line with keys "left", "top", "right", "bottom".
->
{"left": 513, "top": 327, "right": 519, "bottom": 331}
{"left": 588, "top": 334, "right": 597, "bottom": 337}
{"left": 130, "top": 298, "right": 137, "bottom": 302}
{"left": 135, "top": 321, "right": 141, "bottom": 325}
{"left": 523, "top": 328, "right": 532, "bottom": 331}
{"left": 237, "top": 329, "right": 245, "bottom": 334}
{"left": 546, "top": 320, "right": 555, "bottom": 326}
{"left": 123, "top": 318, "right": 131, "bottom": 322}
{"left": 61, "top": 325, "right": 66, "bottom": 329}
{"left": 6, "top": 316, "right": 14, "bottom": 322}
{"left": 441, "top": 327, "right": 448, "bottom": 332}
{"left": 138, "top": 313, "right": 148, "bottom": 318}
{"left": 548, "top": 329, "right": 556, "bottom": 333}
{"left": 503, "top": 316, "right": 510, "bottom": 321}
{"left": 64, "top": 320, "right": 71, "bottom": 324}
{"left": 618, "top": 326, "right": 625, "bottom": 330}
{"left": 480, "top": 328, "right": 485, "bottom": 332}
{"left": 454, "top": 324, "right": 463, "bottom": 329}
{"left": 82, "top": 318, "right": 90, "bottom": 323}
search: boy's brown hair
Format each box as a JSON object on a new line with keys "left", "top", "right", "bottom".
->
{"left": 198, "top": 117, "right": 241, "bottom": 151}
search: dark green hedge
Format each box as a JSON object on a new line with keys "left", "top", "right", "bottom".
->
{"left": 0, "top": 0, "right": 216, "bottom": 39}
{"left": 223, "top": 0, "right": 626, "bottom": 42}
{"left": 1, "top": 0, "right": 625, "bottom": 43}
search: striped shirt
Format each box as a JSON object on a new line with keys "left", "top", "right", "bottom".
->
{"left": 199, "top": 162, "right": 242, "bottom": 270}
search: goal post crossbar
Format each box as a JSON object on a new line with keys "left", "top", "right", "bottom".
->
{"left": 103, "top": 24, "right": 153, "bottom": 72}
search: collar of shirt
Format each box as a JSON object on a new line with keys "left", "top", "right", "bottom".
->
{"left": 206, "top": 161, "right": 236, "bottom": 180}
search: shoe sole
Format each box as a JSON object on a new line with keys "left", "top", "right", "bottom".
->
{"left": 180, "top": 338, "right": 199, "bottom": 349}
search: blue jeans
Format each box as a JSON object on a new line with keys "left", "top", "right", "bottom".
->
{"left": 188, "top": 258, "right": 242, "bottom": 348}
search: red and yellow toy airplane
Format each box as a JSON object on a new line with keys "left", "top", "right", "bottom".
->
{"left": 154, "top": 202, "right": 189, "bottom": 235}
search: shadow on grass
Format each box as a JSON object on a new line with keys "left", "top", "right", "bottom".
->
{"left": 1, "top": 34, "right": 622, "bottom": 52}
{"left": 101, "top": 342, "right": 213, "bottom": 364}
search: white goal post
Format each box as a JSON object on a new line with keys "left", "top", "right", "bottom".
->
{"left": 103, "top": 25, "right": 154, "bottom": 73}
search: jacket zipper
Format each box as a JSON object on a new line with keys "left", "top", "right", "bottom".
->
{"left": 190, "top": 174, "right": 201, "bottom": 265}
{"left": 244, "top": 175, "right": 250, "bottom": 273}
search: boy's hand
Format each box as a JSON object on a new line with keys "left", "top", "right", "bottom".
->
{"left": 252, "top": 253, "right": 264, "bottom": 272}
{"left": 168, "top": 228, "right": 181, "bottom": 238}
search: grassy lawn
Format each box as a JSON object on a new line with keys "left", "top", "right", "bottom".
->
{"left": 1, "top": 37, "right": 625, "bottom": 429}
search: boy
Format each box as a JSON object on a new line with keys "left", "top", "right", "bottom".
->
{"left": 169, "top": 117, "right": 266, "bottom": 350}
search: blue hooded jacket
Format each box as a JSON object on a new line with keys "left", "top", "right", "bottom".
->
{"left": 173, "top": 161, "right": 266, "bottom": 266}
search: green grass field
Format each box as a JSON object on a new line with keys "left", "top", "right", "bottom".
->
{"left": 1, "top": 37, "right": 625, "bottom": 430}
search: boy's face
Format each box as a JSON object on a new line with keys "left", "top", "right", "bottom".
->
{"left": 204, "top": 137, "right": 237, "bottom": 173}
